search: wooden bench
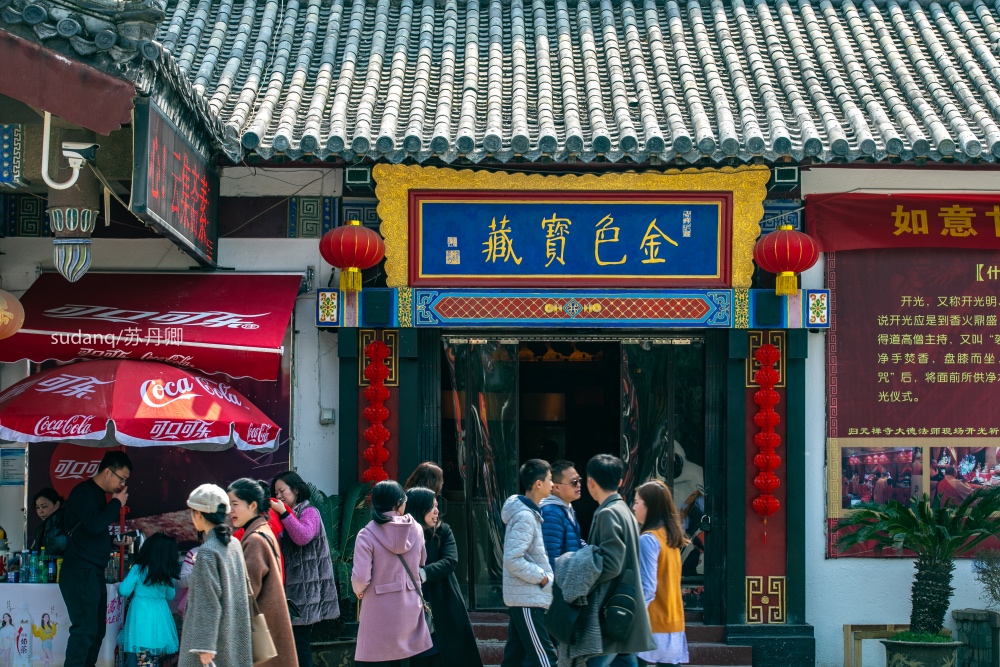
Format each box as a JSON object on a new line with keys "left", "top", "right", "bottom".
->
{"left": 843, "top": 624, "right": 951, "bottom": 667}
{"left": 843, "top": 624, "right": 909, "bottom": 667}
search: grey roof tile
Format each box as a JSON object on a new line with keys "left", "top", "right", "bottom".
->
{"left": 146, "top": 0, "right": 1000, "bottom": 162}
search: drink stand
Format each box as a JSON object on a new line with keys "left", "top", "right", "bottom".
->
{"left": 0, "top": 359, "right": 281, "bottom": 667}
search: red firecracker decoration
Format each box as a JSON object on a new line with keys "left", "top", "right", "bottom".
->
{"left": 319, "top": 220, "right": 386, "bottom": 293}
{"left": 752, "top": 343, "right": 782, "bottom": 542}
{"left": 753, "top": 225, "right": 819, "bottom": 296}
{"left": 361, "top": 340, "right": 391, "bottom": 483}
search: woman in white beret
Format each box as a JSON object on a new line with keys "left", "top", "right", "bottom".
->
{"left": 179, "top": 484, "right": 253, "bottom": 667}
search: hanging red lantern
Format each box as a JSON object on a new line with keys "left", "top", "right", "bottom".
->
{"left": 753, "top": 494, "right": 780, "bottom": 517}
{"left": 319, "top": 220, "right": 386, "bottom": 293}
{"left": 0, "top": 290, "right": 25, "bottom": 341}
{"left": 753, "top": 224, "right": 819, "bottom": 296}
{"left": 752, "top": 342, "right": 782, "bottom": 535}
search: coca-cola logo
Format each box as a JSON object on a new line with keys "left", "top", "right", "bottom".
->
{"left": 149, "top": 419, "right": 212, "bottom": 440}
{"left": 34, "top": 415, "right": 96, "bottom": 437}
{"left": 245, "top": 423, "right": 273, "bottom": 445}
{"left": 49, "top": 444, "right": 103, "bottom": 498}
{"left": 140, "top": 378, "right": 198, "bottom": 409}
{"left": 195, "top": 378, "right": 242, "bottom": 407}
{"left": 35, "top": 374, "right": 114, "bottom": 399}
{"left": 43, "top": 305, "right": 267, "bottom": 329}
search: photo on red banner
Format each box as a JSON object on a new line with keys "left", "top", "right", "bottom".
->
{"left": 929, "top": 446, "right": 1000, "bottom": 507}
{"left": 839, "top": 447, "right": 920, "bottom": 510}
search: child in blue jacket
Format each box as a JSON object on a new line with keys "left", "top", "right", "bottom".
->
{"left": 118, "top": 533, "right": 180, "bottom": 666}
{"left": 540, "top": 460, "right": 585, "bottom": 572}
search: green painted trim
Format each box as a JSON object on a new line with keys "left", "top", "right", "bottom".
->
{"left": 726, "top": 329, "right": 749, "bottom": 626}
{"left": 397, "top": 345, "right": 420, "bottom": 481}
{"left": 704, "top": 329, "right": 728, "bottom": 626}
{"left": 338, "top": 328, "right": 359, "bottom": 493}
{"left": 785, "top": 329, "right": 808, "bottom": 625}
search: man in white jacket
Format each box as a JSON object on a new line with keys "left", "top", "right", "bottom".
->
{"left": 501, "top": 459, "right": 557, "bottom": 667}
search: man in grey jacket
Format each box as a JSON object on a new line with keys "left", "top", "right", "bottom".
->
{"left": 584, "top": 454, "right": 655, "bottom": 667}
{"left": 501, "top": 459, "right": 557, "bottom": 667}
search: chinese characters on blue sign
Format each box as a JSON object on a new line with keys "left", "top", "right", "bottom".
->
{"left": 411, "top": 194, "right": 731, "bottom": 287}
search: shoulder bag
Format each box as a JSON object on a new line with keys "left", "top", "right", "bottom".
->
{"left": 397, "top": 554, "right": 435, "bottom": 634}
{"left": 597, "top": 499, "right": 638, "bottom": 642}
{"left": 240, "top": 545, "right": 278, "bottom": 665}
{"left": 252, "top": 531, "right": 301, "bottom": 620}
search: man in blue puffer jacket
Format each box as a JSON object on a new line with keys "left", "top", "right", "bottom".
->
{"left": 540, "top": 460, "right": 586, "bottom": 572}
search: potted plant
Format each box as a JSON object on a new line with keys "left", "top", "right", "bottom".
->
{"left": 836, "top": 487, "right": 1000, "bottom": 667}
{"left": 310, "top": 482, "right": 372, "bottom": 634}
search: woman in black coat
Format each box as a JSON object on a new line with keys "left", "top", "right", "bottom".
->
{"left": 406, "top": 487, "right": 484, "bottom": 667}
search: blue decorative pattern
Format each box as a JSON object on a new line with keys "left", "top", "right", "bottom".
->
{"left": 289, "top": 197, "right": 338, "bottom": 237}
{"left": 342, "top": 199, "right": 380, "bottom": 230}
{"left": 761, "top": 200, "right": 803, "bottom": 233}
{"left": 412, "top": 289, "right": 733, "bottom": 328}
{"left": 0, "top": 125, "right": 23, "bottom": 187}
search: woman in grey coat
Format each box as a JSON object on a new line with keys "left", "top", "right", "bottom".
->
{"left": 180, "top": 484, "right": 253, "bottom": 667}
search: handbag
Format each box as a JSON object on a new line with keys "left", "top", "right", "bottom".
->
{"left": 241, "top": 552, "right": 278, "bottom": 665}
{"left": 397, "top": 554, "right": 435, "bottom": 634}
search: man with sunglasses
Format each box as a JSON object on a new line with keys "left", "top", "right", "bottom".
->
{"left": 60, "top": 450, "right": 133, "bottom": 667}
{"left": 540, "top": 460, "right": 585, "bottom": 572}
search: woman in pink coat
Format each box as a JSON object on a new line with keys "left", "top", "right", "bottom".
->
{"left": 352, "top": 481, "right": 433, "bottom": 665}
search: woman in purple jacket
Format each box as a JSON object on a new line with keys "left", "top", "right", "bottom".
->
{"left": 352, "top": 481, "right": 433, "bottom": 666}
{"left": 271, "top": 472, "right": 339, "bottom": 667}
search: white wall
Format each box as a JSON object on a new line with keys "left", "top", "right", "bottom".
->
{"left": 801, "top": 167, "right": 993, "bottom": 667}
{"left": 0, "top": 235, "right": 342, "bottom": 546}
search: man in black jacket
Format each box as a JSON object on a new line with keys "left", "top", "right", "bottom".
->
{"left": 59, "top": 450, "right": 132, "bottom": 667}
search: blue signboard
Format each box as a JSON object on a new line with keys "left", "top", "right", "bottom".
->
{"left": 409, "top": 192, "right": 733, "bottom": 288}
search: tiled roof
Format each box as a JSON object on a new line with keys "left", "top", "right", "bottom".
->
{"left": 146, "top": 0, "right": 1000, "bottom": 163}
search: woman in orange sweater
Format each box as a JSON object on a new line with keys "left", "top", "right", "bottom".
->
{"left": 632, "top": 480, "right": 690, "bottom": 666}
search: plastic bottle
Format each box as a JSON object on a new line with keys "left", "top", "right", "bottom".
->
{"left": 18, "top": 550, "right": 28, "bottom": 583}
{"left": 47, "top": 559, "right": 56, "bottom": 583}
{"left": 12, "top": 603, "right": 32, "bottom": 667}
{"left": 27, "top": 552, "right": 38, "bottom": 584}
{"left": 38, "top": 548, "right": 47, "bottom": 583}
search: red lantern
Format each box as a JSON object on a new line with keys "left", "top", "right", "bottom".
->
{"left": 753, "top": 225, "right": 819, "bottom": 296}
{"left": 361, "top": 339, "right": 392, "bottom": 483}
{"left": 752, "top": 494, "right": 780, "bottom": 517}
{"left": 0, "top": 290, "right": 24, "bottom": 341}
{"left": 319, "top": 220, "right": 386, "bottom": 293}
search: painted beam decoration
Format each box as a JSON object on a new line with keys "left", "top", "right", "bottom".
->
{"left": 410, "top": 192, "right": 730, "bottom": 287}
{"left": 131, "top": 99, "right": 219, "bottom": 266}
{"left": 413, "top": 289, "right": 732, "bottom": 328}
{"left": 0, "top": 124, "right": 24, "bottom": 187}
{"left": 375, "top": 165, "right": 771, "bottom": 290}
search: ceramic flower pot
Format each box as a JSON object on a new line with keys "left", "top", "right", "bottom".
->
{"left": 881, "top": 640, "right": 962, "bottom": 667}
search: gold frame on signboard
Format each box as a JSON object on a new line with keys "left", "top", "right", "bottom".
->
{"left": 372, "top": 164, "right": 770, "bottom": 295}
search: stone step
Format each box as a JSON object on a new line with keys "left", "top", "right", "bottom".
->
{"left": 689, "top": 642, "right": 754, "bottom": 666}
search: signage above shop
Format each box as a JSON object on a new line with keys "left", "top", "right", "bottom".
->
{"left": 374, "top": 165, "right": 771, "bottom": 290}
{"left": 807, "top": 193, "right": 1000, "bottom": 252}
{"left": 409, "top": 192, "right": 731, "bottom": 288}
{"left": 131, "top": 99, "right": 219, "bottom": 266}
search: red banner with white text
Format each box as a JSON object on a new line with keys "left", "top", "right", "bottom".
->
{"left": 807, "top": 193, "right": 1000, "bottom": 251}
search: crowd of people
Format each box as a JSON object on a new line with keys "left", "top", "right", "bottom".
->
{"left": 51, "top": 452, "right": 339, "bottom": 667}
{"left": 44, "top": 452, "right": 689, "bottom": 667}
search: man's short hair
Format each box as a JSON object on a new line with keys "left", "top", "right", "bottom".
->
{"left": 551, "top": 460, "right": 576, "bottom": 484}
{"left": 98, "top": 450, "right": 133, "bottom": 474}
{"left": 587, "top": 454, "right": 624, "bottom": 492}
{"left": 519, "top": 459, "right": 551, "bottom": 493}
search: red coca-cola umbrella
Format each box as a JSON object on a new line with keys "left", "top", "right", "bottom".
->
{"left": 0, "top": 360, "right": 279, "bottom": 451}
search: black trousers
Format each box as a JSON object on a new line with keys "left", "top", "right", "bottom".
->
{"left": 501, "top": 607, "right": 558, "bottom": 667}
{"left": 293, "top": 623, "right": 314, "bottom": 667}
{"left": 59, "top": 566, "right": 107, "bottom": 667}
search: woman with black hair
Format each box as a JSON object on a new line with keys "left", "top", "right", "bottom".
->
{"left": 270, "top": 471, "right": 339, "bottom": 667}
{"left": 228, "top": 478, "right": 296, "bottom": 667}
{"left": 179, "top": 484, "right": 252, "bottom": 667}
{"left": 32, "top": 488, "right": 67, "bottom": 556}
{"left": 405, "top": 488, "right": 482, "bottom": 667}
{"left": 352, "top": 481, "right": 432, "bottom": 666}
